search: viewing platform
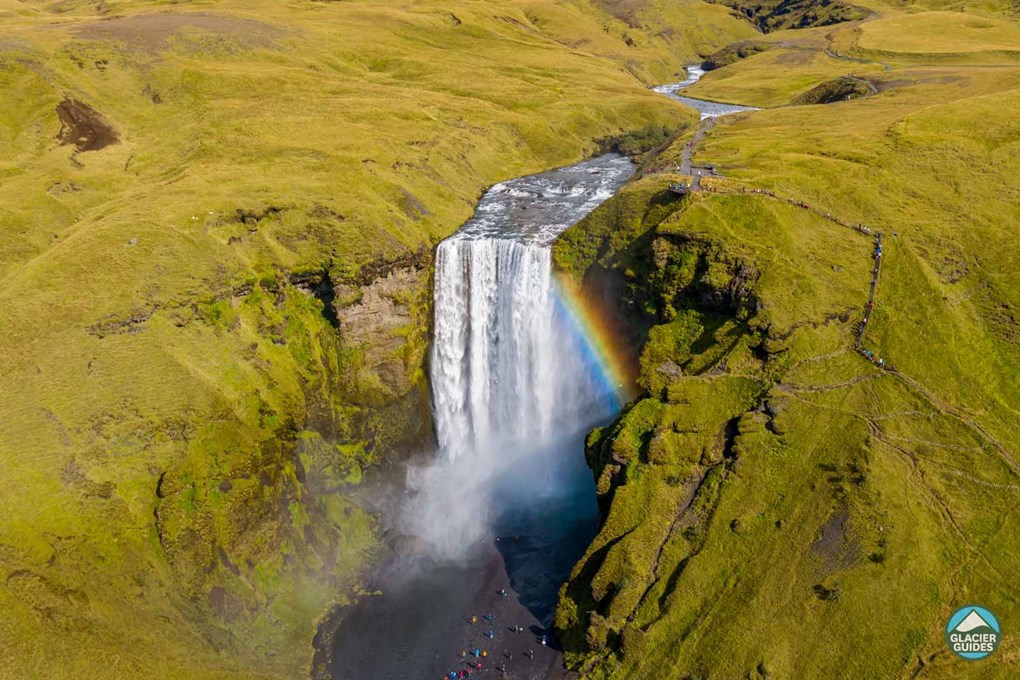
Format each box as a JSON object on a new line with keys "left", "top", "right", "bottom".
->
{"left": 668, "top": 177, "right": 696, "bottom": 195}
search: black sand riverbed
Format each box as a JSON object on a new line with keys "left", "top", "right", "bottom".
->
{"left": 327, "top": 429, "right": 598, "bottom": 680}
{"left": 330, "top": 543, "right": 572, "bottom": 680}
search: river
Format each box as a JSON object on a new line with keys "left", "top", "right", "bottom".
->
{"left": 653, "top": 65, "right": 759, "bottom": 119}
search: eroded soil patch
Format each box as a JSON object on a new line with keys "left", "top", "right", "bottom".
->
{"left": 71, "top": 12, "right": 283, "bottom": 51}
{"left": 56, "top": 99, "right": 118, "bottom": 152}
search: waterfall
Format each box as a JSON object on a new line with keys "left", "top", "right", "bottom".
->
{"left": 431, "top": 238, "right": 562, "bottom": 460}
{"left": 405, "top": 154, "right": 633, "bottom": 556}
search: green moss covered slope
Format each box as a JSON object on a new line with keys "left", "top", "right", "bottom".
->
{"left": 553, "top": 6, "right": 1020, "bottom": 677}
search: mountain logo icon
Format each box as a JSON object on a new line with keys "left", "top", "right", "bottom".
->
{"left": 945, "top": 605, "right": 1001, "bottom": 660}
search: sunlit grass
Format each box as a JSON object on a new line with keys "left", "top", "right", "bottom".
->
{"left": 553, "top": 8, "right": 1020, "bottom": 677}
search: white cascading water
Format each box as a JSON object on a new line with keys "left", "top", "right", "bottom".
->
{"left": 404, "top": 154, "right": 634, "bottom": 557}
{"left": 432, "top": 239, "right": 567, "bottom": 459}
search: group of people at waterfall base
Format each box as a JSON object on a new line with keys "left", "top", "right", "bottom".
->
{"left": 444, "top": 590, "right": 549, "bottom": 679}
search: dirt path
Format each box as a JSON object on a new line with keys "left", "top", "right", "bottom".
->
{"left": 682, "top": 118, "right": 719, "bottom": 190}
{"left": 737, "top": 189, "right": 1019, "bottom": 472}
{"left": 889, "top": 369, "right": 1020, "bottom": 475}
{"left": 679, "top": 118, "right": 716, "bottom": 178}
{"left": 783, "top": 372, "right": 882, "bottom": 393}
{"left": 824, "top": 47, "right": 893, "bottom": 72}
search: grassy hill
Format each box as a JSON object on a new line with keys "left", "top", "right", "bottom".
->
{"left": 553, "top": 4, "right": 1020, "bottom": 678}
{"left": 0, "top": 1, "right": 757, "bottom": 677}
{"left": 5, "top": 0, "right": 1019, "bottom": 676}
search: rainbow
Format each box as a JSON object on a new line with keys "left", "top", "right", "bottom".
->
{"left": 553, "top": 275, "right": 641, "bottom": 410}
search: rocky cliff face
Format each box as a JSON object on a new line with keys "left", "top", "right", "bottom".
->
{"left": 149, "top": 249, "right": 435, "bottom": 674}
{"left": 333, "top": 248, "right": 436, "bottom": 461}
{"left": 551, "top": 182, "right": 793, "bottom": 675}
